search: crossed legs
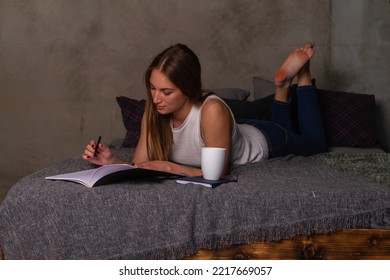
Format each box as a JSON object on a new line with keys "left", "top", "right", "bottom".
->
{"left": 270, "top": 42, "right": 327, "bottom": 156}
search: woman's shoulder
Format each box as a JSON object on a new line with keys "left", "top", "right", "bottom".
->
{"left": 201, "top": 93, "right": 234, "bottom": 122}
{"left": 202, "top": 94, "right": 228, "bottom": 111}
{"left": 202, "top": 92, "right": 226, "bottom": 106}
{"left": 200, "top": 93, "right": 236, "bottom": 138}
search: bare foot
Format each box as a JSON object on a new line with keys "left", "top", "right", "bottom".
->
{"left": 274, "top": 42, "right": 314, "bottom": 102}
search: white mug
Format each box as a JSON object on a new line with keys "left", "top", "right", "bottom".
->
{"left": 201, "top": 147, "right": 226, "bottom": 181}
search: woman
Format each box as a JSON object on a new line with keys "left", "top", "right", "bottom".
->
{"left": 83, "top": 42, "right": 327, "bottom": 177}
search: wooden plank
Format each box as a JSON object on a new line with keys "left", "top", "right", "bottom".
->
{"left": 1, "top": 229, "right": 389, "bottom": 260}
{"left": 183, "top": 229, "right": 390, "bottom": 260}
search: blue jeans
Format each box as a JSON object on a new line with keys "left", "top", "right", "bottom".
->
{"left": 237, "top": 86, "right": 328, "bottom": 158}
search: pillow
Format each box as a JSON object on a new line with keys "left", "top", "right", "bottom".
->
{"left": 116, "top": 96, "right": 146, "bottom": 147}
{"left": 252, "top": 77, "right": 275, "bottom": 99}
{"left": 210, "top": 88, "right": 250, "bottom": 100}
{"left": 223, "top": 95, "right": 273, "bottom": 121}
{"left": 316, "top": 89, "right": 379, "bottom": 148}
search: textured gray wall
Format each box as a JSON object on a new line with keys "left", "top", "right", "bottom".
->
{"left": 330, "top": 0, "right": 390, "bottom": 154}
{"left": 0, "top": 0, "right": 389, "bottom": 200}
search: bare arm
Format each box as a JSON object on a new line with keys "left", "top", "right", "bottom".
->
{"left": 132, "top": 113, "right": 202, "bottom": 176}
{"left": 132, "top": 113, "right": 150, "bottom": 164}
{"left": 200, "top": 99, "right": 233, "bottom": 177}
{"left": 134, "top": 99, "right": 233, "bottom": 177}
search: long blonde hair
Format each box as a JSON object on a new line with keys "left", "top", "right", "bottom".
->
{"left": 144, "top": 44, "right": 203, "bottom": 160}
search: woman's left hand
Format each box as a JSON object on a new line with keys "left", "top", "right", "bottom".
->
{"left": 136, "top": 160, "right": 201, "bottom": 177}
{"left": 136, "top": 160, "right": 175, "bottom": 173}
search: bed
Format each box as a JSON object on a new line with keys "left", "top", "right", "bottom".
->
{"left": 0, "top": 148, "right": 389, "bottom": 260}
{"left": 1, "top": 84, "right": 389, "bottom": 260}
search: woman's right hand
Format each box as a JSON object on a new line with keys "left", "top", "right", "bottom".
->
{"left": 82, "top": 139, "right": 119, "bottom": 166}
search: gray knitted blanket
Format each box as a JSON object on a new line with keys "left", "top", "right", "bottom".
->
{"left": 314, "top": 152, "right": 390, "bottom": 186}
{"left": 0, "top": 149, "right": 389, "bottom": 259}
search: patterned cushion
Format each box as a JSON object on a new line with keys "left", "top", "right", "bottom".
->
{"left": 317, "top": 89, "right": 379, "bottom": 148}
{"left": 116, "top": 96, "right": 146, "bottom": 147}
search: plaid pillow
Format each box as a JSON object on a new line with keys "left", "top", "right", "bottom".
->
{"left": 317, "top": 89, "right": 379, "bottom": 148}
{"left": 116, "top": 96, "right": 146, "bottom": 147}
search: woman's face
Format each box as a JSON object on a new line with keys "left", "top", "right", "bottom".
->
{"left": 150, "top": 69, "right": 192, "bottom": 117}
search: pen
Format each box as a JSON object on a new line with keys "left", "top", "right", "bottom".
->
{"left": 93, "top": 136, "right": 101, "bottom": 157}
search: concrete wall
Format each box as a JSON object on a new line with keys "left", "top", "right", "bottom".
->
{"left": 330, "top": 0, "right": 390, "bottom": 154}
{"left": 0, "top": 0, "right": 389, "bottom": 200}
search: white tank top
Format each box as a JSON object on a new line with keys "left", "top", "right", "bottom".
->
{"left": 169, "top": 95, "right": 269, "bottom": 167}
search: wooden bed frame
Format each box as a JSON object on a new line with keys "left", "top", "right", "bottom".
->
{"left": 183, "top": 229, "right": 390, "bottom": 260}
{"left": 1, "top": 229, "right": 389, "bottom": 260}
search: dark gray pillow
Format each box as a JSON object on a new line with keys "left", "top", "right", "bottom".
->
{"left": 211, "top": 88, "right": 251, "bottom": 100}
{"left": 253, "top": 77, "right": 275, "bottom": 99}
{"left": 222, "top": 95, "right": 274, "bottom": 121}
